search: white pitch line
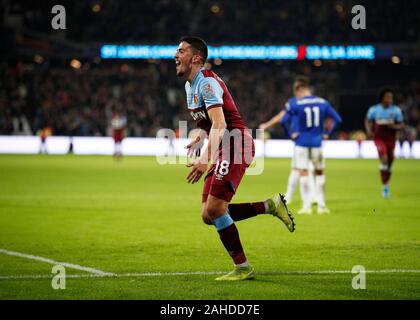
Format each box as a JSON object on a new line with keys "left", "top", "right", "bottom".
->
{"left": 0, "top": 248, "right": 114, "bottom": 276}
{"left": 1, "top": 269, "right": 420, "bottom": 281}
{"left": 260, "top": 269, "right": 420, "bottom": 275}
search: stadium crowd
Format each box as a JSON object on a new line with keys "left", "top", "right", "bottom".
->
{"left": 0, "top": 60, "right": 419, "bottom": 140}
{"left": 5, "top": 0, "right": 420, "bottom": 43}
{"left": 1, "top": 0, "right": 419, "bottom": 140}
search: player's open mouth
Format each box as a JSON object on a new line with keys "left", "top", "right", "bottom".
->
{"left": 175, "top": 60, "right": 181, "bottom": 67}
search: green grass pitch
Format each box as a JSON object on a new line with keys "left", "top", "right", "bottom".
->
{"left": 0, "top": 154, "right": 419, "bottom": 299}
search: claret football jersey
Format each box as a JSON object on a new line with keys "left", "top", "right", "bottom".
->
{"left": 185, "top": 67, "right": 247, "bottom": 134}
{"left": 366, "top": 104, "right": 402, "bottom": 141}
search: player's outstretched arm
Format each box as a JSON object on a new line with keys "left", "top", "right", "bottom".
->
{"left": 279, "top": 111, "right": 292, "bottom": 138}
{"left": 202, "top": 106, "right": 227, "bottom": 163}
{"left": 259, "top": 110, "right": 285, "bottom": 130}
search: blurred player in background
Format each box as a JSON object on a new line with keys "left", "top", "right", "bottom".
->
{"left": 175, "top": 36, "right": 295, "bottom": 281}
{"left": 37, "top": 126, "right": 52, "bottom": 154}
{"left": 259, "top": 88, "right": 328, "bottom": 208}
{"left": 397, "top": 126, "right": 416, "bottom": 158}
{"left": 111, "top": 107, "right": 127, "bottom": 158}
{"left": 259, "top": 108, "right": 317, "bottom": 206}
{"left": 365, "top": 88, "right": 404, "bottom": 198}
{"left": 256, "top": 128, "right": 271, "bottom": 158}
{"left": 164, "top": 129, "right": 177, "bottom": 157}
{"left": 259, "top": 110, "right": 297, "bottom": 200}
{"left": 284, "top": 76, "right": 342, "bottom": 214}
{"left": 353, "top": 130, "right": 367, "bottom": 158}
{"left": 280, "top": 109, "right": 319, "bottom": 206}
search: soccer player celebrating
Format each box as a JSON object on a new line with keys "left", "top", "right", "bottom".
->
{"left": 284, "top": 76, "right": 342, "bottom": 214}
{"left": 175, "top": 36, "right": 295, "bottom": 281}
{"left": 365, "top": 88, "right": 404, "bottom": 198}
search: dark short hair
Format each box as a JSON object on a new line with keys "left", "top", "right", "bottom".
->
{"left": 294, "top": 75, "right": 310, "bottom": 90}
{"left": 179, "top": 36, "right": 208, "bottom": 64}
{"left": 379, "top": 87, "right": 394, "bottom": 102}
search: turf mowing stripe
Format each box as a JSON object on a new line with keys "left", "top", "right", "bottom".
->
{"left": 1, "top": 269, "right": 420, "bottom": 280}
{"left": 0, "top": 248, "right": 114, "bottom": 276}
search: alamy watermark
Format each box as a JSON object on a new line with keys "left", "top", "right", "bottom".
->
{"left": 51, "top": 265, "right": 66, "bottom": 290}
{"left": 351, "top": 5, "right": 366, "bottom": 30}
{"left": 156, "top": 122, "right": 265, "bottom": 175}
{"left": 51, "top": 5, "right": 66, "bottom": 30}
{"left": 351, "top": 265, "right": 366, "bottom": 290}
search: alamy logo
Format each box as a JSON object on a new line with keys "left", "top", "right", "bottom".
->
{"left": 351, "top": 265, "right": 366, "bottom": 289}
{"left": 51, "top": 265, "right": 66, "bottom": 289}
{"left": 51, "top": 5, "right": 66, "bottom": 30}
{"left": 155, "top": 122, "right": 265, "bottom": 176}
{"left": 351, "top": 5, "right": 366, "bottom": 30}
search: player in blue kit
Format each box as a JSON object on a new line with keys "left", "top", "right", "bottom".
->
{"left": 278, "top": 109, "right": 317, "bottom": 206}
{"left": 284, "top": 76, "right": 342, "bottom": 214}
{"left": 259, "top": 109, "right": 314, "bottom": 205}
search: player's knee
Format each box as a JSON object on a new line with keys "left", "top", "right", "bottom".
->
{"left": 205, "top": 202, "right": 226, "bottom": 220}
{"left": 205, "top": 204, "right": 219, "bottom": 219}
{"left": 201, "top": 205, "right": 213, "bottom": 225}
{"left": 201, "top": 215, "right": 213, "bottom": 225}
{"left": 201, "top": 211, "right": 213, "bottom": 225}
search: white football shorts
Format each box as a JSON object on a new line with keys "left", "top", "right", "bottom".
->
{"left": 292, "top": 145, "right": 325, "bottom": 170}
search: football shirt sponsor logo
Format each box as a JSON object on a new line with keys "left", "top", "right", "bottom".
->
{"left": 190, "top": 110, "right": 207, "bottom": 121}
{"left": 376, "top": 119, "right": 394, "bottom": 125}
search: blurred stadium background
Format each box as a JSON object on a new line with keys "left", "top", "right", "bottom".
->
{"left": 0, "top": 0, "right": 419, "bottom": 149}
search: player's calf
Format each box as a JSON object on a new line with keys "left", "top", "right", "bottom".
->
{"left": 285, "top": 169, "right": 300, "bottom": 204}
{"left": 299, "top": 174, "right": 312, "bottom": 211}
{"left": 226, "top": 197, "right": 294, "bottom": 228}
{"left": 314, "top": 171, "right": 329, "bottom": 213}
{"left": 206, "top": 196, "right": 250, "bottom": 271}
{"left": 379, "top": 163, "right": 391, "bottom": 193}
